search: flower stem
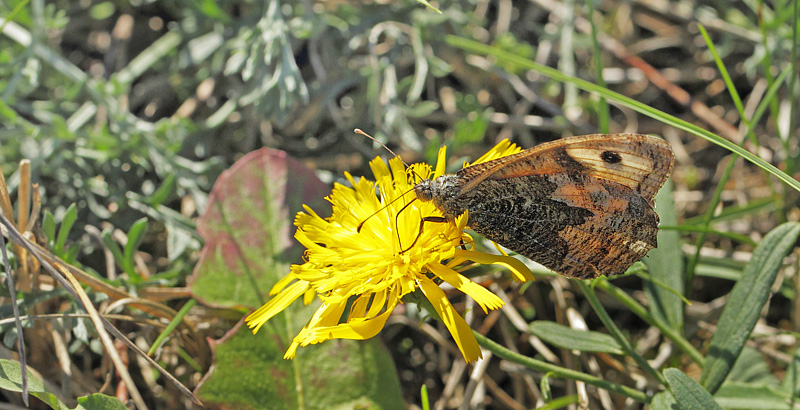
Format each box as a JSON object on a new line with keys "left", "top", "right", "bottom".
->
{"left": 473, "top": 331, "right": 651, "bottom": 403}
{"left": 593, "top": 279, "right": 705, "bottom": 366}
{"left": 577, "top": 280, "right": 667, "bottom": 386}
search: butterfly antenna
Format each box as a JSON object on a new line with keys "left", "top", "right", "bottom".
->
{"left": 354, "top": 128, "right": 426, "bottom": 184}
{"left": 353, "top": 128, "right": 427, "bottom": 232}
{"left": 356, "top": 186, "right": 417, "bottom": 233}
{"left": 354, "top": 129, "right": 411, "bottom": 169}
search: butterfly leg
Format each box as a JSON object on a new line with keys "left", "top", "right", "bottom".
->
{"left": 399, "top": 215, "right": 448, "bottom": 254}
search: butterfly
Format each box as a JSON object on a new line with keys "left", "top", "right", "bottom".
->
{"left": 413, "top": 134, "right": 675, "bottom": 279}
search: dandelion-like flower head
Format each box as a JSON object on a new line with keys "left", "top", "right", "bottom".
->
{"left": 246, "top": 140, "right": 533, "bottom": 362}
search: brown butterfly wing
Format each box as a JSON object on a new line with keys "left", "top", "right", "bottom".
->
{"left": 452, "top": 134, "right": 674, "bottom": 279}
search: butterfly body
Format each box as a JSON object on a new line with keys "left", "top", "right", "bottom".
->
{"left": 414, "top": 134, "right": 674, "bottom": 279}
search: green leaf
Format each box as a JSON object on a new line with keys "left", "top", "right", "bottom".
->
{"left": 405, "top": 101, "right": 440, "bottom": 118}
{"left": 146, "top": 173, "right": 176, "bottom": 207}
{"left": 533, "top": 395, "right": 580, "bottom": 410}
{"left": 714, "top": 382, "right": 795, "bottom": 409}
{"left": 0, "top": 100, "right": 19, "bottom": 121}
{"left": 700, "top": 222, "right": 800, "bottom": 393}
{"left": 123, "top": 217, "right": 149, "bottom": 268}
{"left": 42, "top": 210, "right": 55, "bottom": 248}
{"left": 664, "top": 368, "right": 722, "bottom": 410}
{"left": 53, "top": 203, "right": 77, "bottom": 256}
{"left": 644, "top": 179, "right": 684, "bottom": 332}
{"left": 529, "top": 321, "right": 624, "bottom": 354}
{"left": 101, "top": 230, "right": 127, "bottom": 275}
{"left": 540, "top": 372, "right": 552, "bottom": 401}
{"left": 0, "top": 359, "right": 67, "bottom": 410}
{"left": 650, "top": 391, "right": 678, "bottom": 410}
{"left": 781, "top": 346, "right": 800, "bottom": 396}
{"left": 195, "top": 324, "right": 404, "bottom": 410}
{"left": 453, "top": 112, "right": 489, "bottom": 146}
{"left": 186, "top": 0, "right": 231, "bottom": 21}
{"left": 89, "top": 2, "right": 115, "bottom": 20}
{"left": 74, "top": 393, "right": 129, "bottom": 410}
{"left": 726, "top": 347, "right": 780, "bottom": 386}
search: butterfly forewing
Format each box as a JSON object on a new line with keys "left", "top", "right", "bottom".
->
{"left": 437, "top": 134, "right": 674, "bottom": 279}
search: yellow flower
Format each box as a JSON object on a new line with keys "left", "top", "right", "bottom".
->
{"left": 246, "top": 140, "right": 533, "bottom": 363}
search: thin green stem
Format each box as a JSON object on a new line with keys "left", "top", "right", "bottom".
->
{"left": 473, "top": 331, "right": 651, "bottom": 403}
{"left": 685, "top": 155, "right": 739, "bottom": 287}
{"left": 785, "top": 0, "right": 799, "bottom": 209}
{"left": 559, "top": 0, "right": 577, "bottom": 118}
{"left": 756, "top": 0, "right": 782, "bottom": 137}
{"left": 684, "top": 66, "right": 792, "bottom": 286}
{"left": 696, "top": 24, "right": 749, "bottom": 135}
{"left": 658, "top": 225, "right": 756, "bottom": 246}
{"left": 587, "top": 0, "right": 609, "bottom": 133}
{"left": 148, "top": 298, "right": 197, "bottom": 356}
{"left": 593, "top": 280, "right": 705, "bottom": 366}
{"left": 577, "top": 281, "right": 667, "bottom": 386}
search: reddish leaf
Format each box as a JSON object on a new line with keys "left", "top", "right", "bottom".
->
{"left": 189, "top": 147, "right": 329, "bottom": 309}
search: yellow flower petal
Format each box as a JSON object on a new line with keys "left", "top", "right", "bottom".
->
{"left": 269, "top": 272, "right": 296, "bottom": 296}
{"left": 296, "top": 307, "right": 393, "bottom": 345}
{"left": 294, "top": 292, "right": 399, "bottom": 346}
{"left": 433, "top": 145, "right": 447, "bottom": 178}
{"left": 425, "top": 262, "right": 503, "bottom": 313}
{"left": 453, "top": 249, "right": 535, "bottom": 282}
{"left": 417, "top": 277, "right": 482, "bottom": 363}
{"left": 246, "top": 280, "right": 310, "bottom": 333}
{"left": 467, "top": 139, "right": 523, "bottom": 166}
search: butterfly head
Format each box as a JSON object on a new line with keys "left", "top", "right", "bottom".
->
{"left": 413, "top": 179, "right": 435, "bottom": 202}
{"left": 412, "top": 174, "right": 462, "bottom": 220}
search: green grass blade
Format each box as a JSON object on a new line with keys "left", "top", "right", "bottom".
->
{"left": 415, "top": 0, "right": 441, "bottom": 13}
{"left": 658, "top": 225, "right": 756, "bottom": 246}
{"left": 578, "top": 281, "right": 667, "bottom": 385}
{"left": 664, "top": 368, "right": 723, "bottom": 410}
{"left": 123, "top": 218, "right": 149, "bottom": 263}
{"left": 534, "top": 395, "right": 580, "bottom": 410}
{"left": 53, "top": 203, "right": 77, "bottom": 256}
{"left": 684, "top": 65, "right": 792, "bottom": 286}
{"left": 682, "top": 197, "right": 776, "bottom": 225}
{"left": 42, "top": 210, "right": 55, "bottom": 248}
{"left": 644, "top": 180, "right": 684, "bottom": 331}
{"left": 114, "top": 31, "right": 182, "bottom": 86}
{"left": 700, "top": 222, "right": 800, "bottom": 393}
{"left": 472, "top": 331, "right": 651, "bottom": 402}
{"left": 0, "top": 0, "right": 31, "bottom": 47}
{"left": 101, "top": 230, "right": 133, "bottom": 280}
{"left": 697, "top": 24, "right": 747, "bottom": 128}
{"left": 529, "top": 321, "right": 624, "bottom": 354}
{"left": 594, "top": 279, "right": 704, "bottom": 366}
{"left": 586, "top": 0, "right": 609, "bottom": 132}
{"left": 444, "top": 36, "right": 800, "bottom": 194}
{"left": 148, "top": 299, "right": 196, "bottom": 356}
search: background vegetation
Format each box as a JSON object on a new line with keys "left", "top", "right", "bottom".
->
{"left": 0, "top": 0, "right": 798, "bottom": 409}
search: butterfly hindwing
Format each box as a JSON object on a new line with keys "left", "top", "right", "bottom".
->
{"left": 450, "top": 134, "right": 674, "bottom": 278}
